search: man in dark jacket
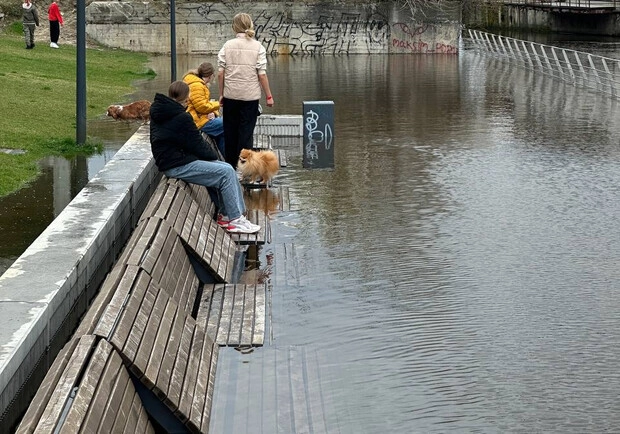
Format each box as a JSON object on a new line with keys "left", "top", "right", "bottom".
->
{"left": 150, "top": 80, "right": 259, "bottom": 234}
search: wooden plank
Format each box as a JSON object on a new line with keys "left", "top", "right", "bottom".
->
{"left": 131, "top": 284, "right": 167, "bottom": 383}
{"left": 211, "top": 223, "right": 225, "bottom": 278}
{"left": 289, "top": 347, "right": 310, "bottom": 434}
{"left": 148, "top": 224, "right": 177, "bottom": 284}
{"left": 139, "top": 220, "right": 169, "bottom": 275}
{"left": 153, "top": 183, "right": 177, "bottom": 221}
{"left": 228, "top": 285, "right": 245, "bottom": 346}
{"left": 109, "top": 369, "right": 138, "bottom": 433}
{"left": 121, "top": 271, "right": 156, "bottom": 365}
{"left": 304, "top": 348, "right": 329, "bottom": 434}
{"left": 125, "top": 218, "right": 160, "bottom": 267}
{"left": 167, "top": 314, "right": 195, "bottom": 412}
{"left": 156, "top": 302, "right": 183, "bottom": 405}
{"left": 24, "top": 336, "right": 95, "bottom": 433}
{"left": 186, "top": 201, "right": 205, "bottom": 255}
{"left": 144, "top": 289, "right": 176, "bottom": 391}
{"left": 200, "top": 337, "right": 219, "bottom": 433}
{"left": 178, "top": 326, "right": 204, "bottom": 424}
{"left": 108, "top": 269, "right": 150, "bottom": 356}
{"left": 173, "top": 191, "right": 193, "bottom": 236}
{"left": 253, "top": 284, "right": 266, "bottom": 346}
{"left": 221, "top": 234, "right": 235, "bottom": 283}
{"left": 158, "top": 236, "right": 184, "bottom": 297}
{"left": 218, "top": 285, "right": 234, "bottom": 344}
{"left": 94, "top": 265, "right": 140, "bottom": 339}
{"left": 117, "top": 384, "right": 141, "bottom": 433}
{"left": 176, "top": 252, "right": 200, "bottom": 315}
{"left": 188, "top": 329, "right": 210, "bottom": 432}
{"left": 78, "top": 343, "right": 125, "bottom": 433}
{"left": 16, "top": 337, "right": 81, "bottom": 433}
{"left": 277, "top": 149, "right": 288, "bottom": 167}
{"left": 138, "top": 177, "right": 168, "bottom": 222}
{"left": 58, "top": 339, "right": 113, "bottom": 433}
{"left": 205, "top": 285, "right": 223, "bottom": 342}
{"left": 240, "top": 284, "right": 256, "bottom": 347}
{"left": 136, "top": 402, "right": 155, "bottom": 434}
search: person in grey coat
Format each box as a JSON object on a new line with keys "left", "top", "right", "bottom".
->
{"left": 22, "top": 0, "right": 40, "bottom": 49}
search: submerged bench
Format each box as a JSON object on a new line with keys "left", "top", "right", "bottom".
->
{"left": 16, "top": 335, "right": 155, "bottom": 434}
{"left": 196, "top": 283, "right": 266, "bottom": 347}
{"left": 93, "top": 264, "right": 219, "bottom": 433}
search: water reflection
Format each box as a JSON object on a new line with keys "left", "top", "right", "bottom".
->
{"left": 3, "top": 45, "right": 620, "bottom": 432}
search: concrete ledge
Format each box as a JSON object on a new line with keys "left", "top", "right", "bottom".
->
{"left": 0, "top": 124, "right": 158, "bottom": 432}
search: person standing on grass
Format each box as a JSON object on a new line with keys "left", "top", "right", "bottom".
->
{"left": 47, "top": 0, "right": 63, "bottom": 49}
{"left": 217, "top": 12, "right": 274, "bottom": 169}
{"left": 22, "top": 0, "right": 40, "bottom": 49}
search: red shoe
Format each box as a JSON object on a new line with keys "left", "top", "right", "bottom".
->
{"left": 217, "top": 214, "right": 232, "bottom": 229}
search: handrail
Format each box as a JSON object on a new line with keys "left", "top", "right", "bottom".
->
{"left": 467, "top": 29, "right": 620, "bottom": 99}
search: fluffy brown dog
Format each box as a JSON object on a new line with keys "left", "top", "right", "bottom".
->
{"left": 238, "top": 149, "right": 279, "bottom": 185}
{"left": 106, "top": 100, "right": 151, "bottom": 123}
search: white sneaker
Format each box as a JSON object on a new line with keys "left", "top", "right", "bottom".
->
{"left": 226, "top": 215, "right": 260, "bottom": 234}
{"left": 50, "top": 42, "right": 59, "bottom": 49}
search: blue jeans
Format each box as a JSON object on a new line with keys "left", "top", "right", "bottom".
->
{"left": 200, "top": 118, "right": 225, "bottom": 156}
{"left": 164, "top": 160, "right": 245, "bottom": 220}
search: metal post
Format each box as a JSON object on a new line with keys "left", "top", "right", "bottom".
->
{"left": 170, "top": 0, "right": 176, "bottom": 82}
{"left": 76, "top": 0, "right": 86, "bottom": 144}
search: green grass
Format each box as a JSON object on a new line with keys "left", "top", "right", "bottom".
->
{"left": 0, "top": 23, "right": 155, "bottom": 197}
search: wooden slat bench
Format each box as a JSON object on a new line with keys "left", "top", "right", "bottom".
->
{"left": 73, "top": 215, "right": 208, "bottom": 340}
{"left": 196, "top": 283, "right": 266, "bottom": 347}
{"left": 93, "top": 264, "right": 218, "bottom": 433}
{"left": 139, "top": 177, "right": 237, "bottom": 280}
{"left": 16, "top": 335, "right": 155, "bottom": 434}
{"left": 252, "top": 134, "right": 288, "bottom": 167}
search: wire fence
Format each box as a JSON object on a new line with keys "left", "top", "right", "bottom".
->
{"left": 467, "top": 29, "right": 620, "bottom": 99}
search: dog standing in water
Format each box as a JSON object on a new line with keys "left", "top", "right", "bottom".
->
{"left": 106, "top": 100, "right": 151, "bottom": 123}
{"left": 237, "top": 149, "right": 279, "bottom": 185}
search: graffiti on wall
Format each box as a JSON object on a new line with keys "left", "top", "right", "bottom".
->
{"left": 391, "top": 22, "right": 458, "bottom": 54}
{"left": 86, "top": 1, "right": 460, "bottom": 55}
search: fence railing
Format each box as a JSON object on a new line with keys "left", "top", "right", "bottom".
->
{"left": 467, "top": 29, "right": 620, "bottom": 99}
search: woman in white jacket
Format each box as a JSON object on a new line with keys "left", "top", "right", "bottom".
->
{"left": 218, "top": 13, "right": 274, "bottom": 169}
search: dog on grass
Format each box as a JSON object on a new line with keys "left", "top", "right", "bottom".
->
{"left": 237, "top": 149, "right": 279, "bottom": 185}
{"left": 106, "top": 100, "right": 151, "bottom": 123}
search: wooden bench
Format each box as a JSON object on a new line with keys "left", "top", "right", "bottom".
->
{"left": 16, "top": 335, "right": 155, "bottom": 434}
{"left": 93, "top": 264, "right": 219, "bottom": 433}
{"left": 196, "top": 283, "right": 266, "bottom": 346}
{"left": 252, "top": 134, "right": 288, "bottom": 167}
{"left": 140, "top": 177, "right": 238, "bottom": 277}
{"left": 73, "top": 215, "right": 207, "bottom": 339}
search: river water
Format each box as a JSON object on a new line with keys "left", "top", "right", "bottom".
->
{"left": 4, "top": 35, "right": 620, "bottom": 432}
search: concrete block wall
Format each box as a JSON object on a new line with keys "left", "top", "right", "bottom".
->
{"left": 85, "top": 0, "right": 461, "bottom": 54}
{"left": 0, "top": 126, "right": 160, "bottom": 433}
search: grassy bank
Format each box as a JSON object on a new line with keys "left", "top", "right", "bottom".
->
{"left": 0, "top": 23, "right": 155, "bottom": 197}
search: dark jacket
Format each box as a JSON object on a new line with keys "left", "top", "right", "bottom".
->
{"left": 149, "top": 92, "right": 219, "bottom": 172}
{"left": 22, "top": 3, "right": 39, "bottom": 26}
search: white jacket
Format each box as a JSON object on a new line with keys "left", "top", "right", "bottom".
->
{"left": 218, "top": 34, "right": 267, "bottom": 101}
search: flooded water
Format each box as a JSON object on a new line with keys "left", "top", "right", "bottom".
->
{"left": 4, "top": 36, "right": 620, "bottom": 432}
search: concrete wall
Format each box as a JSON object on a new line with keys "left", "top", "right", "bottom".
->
{"left": 0, "top": 126, "right": 160, "bottom": 433}
{"left": 85, "top": 0, "right": 461, "bottom": 54}
{"left": 464, "top": 2, "right": 620, "bottom": 36}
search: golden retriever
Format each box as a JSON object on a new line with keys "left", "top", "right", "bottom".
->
{"left": 238, "top": 149, "right": 279, "bottom": 185}
{"left": 106, "top": 100, "right": 151, "bottom": 123}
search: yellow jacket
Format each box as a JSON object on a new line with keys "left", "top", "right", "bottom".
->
{"left": 182, "top": 72, "right": 220, "bottom": 129}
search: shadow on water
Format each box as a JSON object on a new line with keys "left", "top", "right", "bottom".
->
{"left": 3, "top": 41, "right": 620, "bottom": 432}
